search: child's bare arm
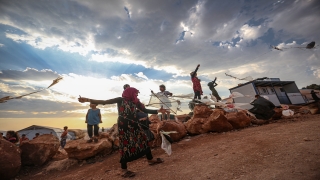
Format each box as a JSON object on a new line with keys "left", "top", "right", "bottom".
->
{"left": 85, "top": 110, "right": 89, "bottom": 123}
{"left": 99, "top": 112, "right": 102, "bottom": 123}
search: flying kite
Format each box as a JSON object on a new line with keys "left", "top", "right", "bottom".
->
{"left": 272, "top": 41, "right": 317, "bottom": 51}
{"left": 47, "top": 77, "right": 63, "bottom": 89}
{"left": 225, "top": 73, "right": 253, "bottom": 81}
{"left": 0, "top": 76, "right": 63, "bottom": 103}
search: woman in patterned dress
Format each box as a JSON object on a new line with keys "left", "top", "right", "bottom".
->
{"left": 78, "top": 87, "right": 166, "bottom": 177}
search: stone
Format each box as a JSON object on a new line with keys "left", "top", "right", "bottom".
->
{"left": 206, "top": 110, "right": 233, "bottom": 132}
{"left": 52, "top": 148, "right": 68, "bottom": 161}
{"left": 226, "top": 111, "right": 251, "bottom": 129}
{"left": 175, "top": 114, "right": 192, "bottom": 122}
{"left": 309, "top": 108, "right": 319, "bottom": 115}
{"left": 251, "top": 119, "right": 268, "bottom": 125}
{"left": 20, "top": 134, "right": 59, "bottom": 166}
{"left": 298, "top": 107, "right": 310, "bottom": 114}
{"left": 68, "top": 129, "right": 85, "bottom": 140}
{"left": 0, "top": 139, "right": 21, "bottom": 180}
{"left": 186, "top": 110, "right": 233, "bottom": 134}
{"left": 193, "top": 104, "right": 213, "bottom": 118}
{"left": 158, "top": 120, "right": 187, "bottom": 142}
{"left": 64, "top": 138, "right": 112, "bottom": 160}
{"left": 185, "top": 118, "right": 208, "bottom": 134}
{"left": 45, "top": 158, "right": 78, "bottom": 172}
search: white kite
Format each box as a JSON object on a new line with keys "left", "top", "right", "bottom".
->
{"left": 0, "top": 76, "right": 63, "bottom": 103}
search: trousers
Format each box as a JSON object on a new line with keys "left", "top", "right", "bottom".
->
{"left": 87, "top": 124, "right": 99, "bottom": 138}
{"left": 121, "top": 147, "right": 153, "bottom": 169}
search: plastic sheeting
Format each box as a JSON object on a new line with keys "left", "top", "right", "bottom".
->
{"left": 161, "top": 133, "right": 172, "bottom": 156}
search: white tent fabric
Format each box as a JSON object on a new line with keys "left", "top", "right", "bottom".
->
{"left": 17, "top": 125, "right": 73, "bottom": 141}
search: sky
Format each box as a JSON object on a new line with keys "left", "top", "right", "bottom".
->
{"left": 0, "top": 0, "right": 319, "bottom": 131}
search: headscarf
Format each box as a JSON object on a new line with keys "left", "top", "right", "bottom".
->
{"left": 122, "top": 87, "right": 145, "bottom": 109}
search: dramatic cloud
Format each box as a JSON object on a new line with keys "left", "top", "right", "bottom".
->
{"left": 0, "top": 68, "right": 59, "bottom": 81}
{"left": 0, "top": 0, "right": 319, "bottom": 126}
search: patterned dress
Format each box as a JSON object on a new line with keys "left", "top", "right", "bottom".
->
{"left": 90, "top": 97, "right": 158, "bottom": 163}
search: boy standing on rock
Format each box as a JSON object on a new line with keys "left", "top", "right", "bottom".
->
{"left": 86, "top": 103, "right": 102, "bottom": 143}
{"left": 190, "top": 64, "right": 203, "bottom": 100}
{"left": 156, "top": 84, "right": 173, "bottom": 120}
{"left": 207, "top": 77, "right": 221, "bottom": 101}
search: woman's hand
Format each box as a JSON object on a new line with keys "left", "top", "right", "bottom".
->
{"left": 78, "top": 96, "right": 90, "bottom": 103}
{"left": 197, "top": 64, "right": 200, "bottom": 67}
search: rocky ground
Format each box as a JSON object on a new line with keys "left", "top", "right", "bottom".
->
{"left": 16, "top": 114, "right": 320, "bottom": 180}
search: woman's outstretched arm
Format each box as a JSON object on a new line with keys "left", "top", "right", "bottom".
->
{"left": 79, "top": 97, "right": 122, "bottom": 105}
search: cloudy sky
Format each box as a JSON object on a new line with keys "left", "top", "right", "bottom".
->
{"left": 0, "top": 0, "right": 319, "bottom": 130}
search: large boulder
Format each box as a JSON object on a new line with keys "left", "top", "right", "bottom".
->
{"left": 68, "top": 129, "right": 85, "bottom": 140}
{"left": 0, "top": 139, "right": 21, "bottom": 180}
{"left": 186, "top": 110, "right": 233, "bottom": 134}
{"left": 107, "top": 124, "right": 119, "bottom": 147}
{"left": 20, "top": 134, "right": 59, "bottom": 166}
{"left": 64, "top": 138, "right": 112, "bottom": 160}
{"left": 175, "top": 114, "right": 191, "bottom": 122}
{"left": 206, "top": 110, "right": 233, "bottom": 132}
{"left": 148, "top": 115, "right": 165, "bottom": 147}
{"left": 100, "top": 124, "right": 120, "bottom": 148}
{"left": 185, "top": 118, "right": 208, "bottom": 134}
{"left": 193, "top": 105, "right": 213, "bottom": 118}
{"left": 45, "top": 158, "right": 78, "bottom": 172}
{"left": 158, "top": 120, "right": 187, "bottom": 142}
{"left": 52, "top": 148, "right": 68, "bottom": 161}
{"left": 226, "top": 110, "right": 251, "bottom": 129}
{"left": 149, "top": 115, "right": 187, "bottom": 146}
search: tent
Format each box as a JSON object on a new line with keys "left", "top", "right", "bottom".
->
{"left": 0, "top": 130, "right": 6, "bottom": 136}
{"left": 17, "top": 125, "right": 73, "bottom": 141}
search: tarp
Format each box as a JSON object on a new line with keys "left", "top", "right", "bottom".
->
{"left": 249, "top": 97, "right": 276, "bottom": 120}
{"left": 17, "top": 125, "right": 73, "bottom": 141}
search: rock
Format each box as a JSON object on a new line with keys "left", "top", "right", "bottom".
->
{"left": 206, "top": 110, "right": 233, "bottom": 132}
{"left": 0, "top": 139, "right": 21, "bottom": 180}
{"left": 193, "top": 105, "right": 213, "bottom": 118}
{"left": 106, "top": 124, "right": 118, "bottom": 140}
{"left": 185, "top": 118, "right": 208, "bottom": 134}
{"left": 272, "top": 108, "right": 283, "bottom": 120}
{"left": 106, "top": 124, "right": 119, "bottom": 149}
{"left": 158, "top": 120, "right": 187, "bottom": 142}
{"left": 52, "top": 148, "right": 68, "bottom": 161}
{"left": 20, "top": 134, "right": 59, "bottom": 166}
{"left": 99, "top": 132, "right": 109, "bottom": 139}
{"left": 186, "top": 110, "right": 233, "bottom": 134}
{"left": 309, "top": 108, "right": 319, "bottom": 115}
{"left": 68, "top": 129, "right": 85, "bottom": 140}
{"left": 45, "top": 158, "right": 78, "bottom": 172}
{"left": 148, "top": 115, "right": 187, "bottom": 146}
{"left": 251, "top": 119, "right": 268, "bottom": 125}
{"left": 226, "top": 111, "right": 251, "bottom": 129}
{"left": 175, "top": 114, "right": 192, "bottom": 122}
{"left": 64, "top": 138, "right": 112, "bottom": 160}
{"left": 298, "top": 107, "right": 310, "bottom": 114}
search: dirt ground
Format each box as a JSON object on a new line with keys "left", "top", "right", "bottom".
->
{"left": 17, "top": 114, "right": 320, "bottom": 180}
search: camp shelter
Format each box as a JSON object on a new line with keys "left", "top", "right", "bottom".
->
{"left": 230, "top": 78, "right": 306, "bottom": 107}
{"left": 17, "top": 125, "right": 73, "bottom": 140}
